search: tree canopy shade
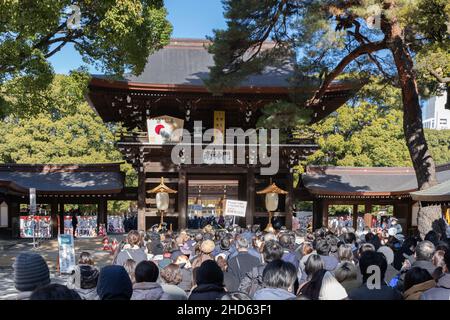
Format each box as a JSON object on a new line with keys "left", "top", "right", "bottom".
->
{"left": 207, "top": 0, "right": 449, "bottom": 191}
{"left": 0, "top": 0, "right": 172, "bottom": 117}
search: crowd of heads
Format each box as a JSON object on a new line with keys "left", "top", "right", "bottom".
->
{"left": 11, "top": 220, "right": 450, "bottom": 300}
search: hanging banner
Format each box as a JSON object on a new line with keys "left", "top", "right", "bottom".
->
{"left": 58, "top": 234, "right": 76, "bottom": 274}
{"left": 19, "top": 216, "right": 52, "bottom": 238}
{"left": 63, "top": 215, "right": 97, "bottom": 238}
{"left": 223, "top": 199, "right": 247, "bottom": 217}
{"left": 213, "top": 111, "right": 225, "bottom": 144}
{"left": 147, "top": 115, "right": 184, "bottom": 144}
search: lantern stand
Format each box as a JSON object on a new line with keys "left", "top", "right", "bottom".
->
{"left": 257, "top": 181, "right": 288, "bottom": 233}
{"left": 147, "top": 177, "right": 177, "bottom": 232}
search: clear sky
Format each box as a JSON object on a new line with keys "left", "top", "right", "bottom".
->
{"left": 48, "top": 0, "right": 226, "bottom": 74}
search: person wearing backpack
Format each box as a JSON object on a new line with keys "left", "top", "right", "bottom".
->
{"left": 238, "top": 240, "right": 283, "bottom": 297}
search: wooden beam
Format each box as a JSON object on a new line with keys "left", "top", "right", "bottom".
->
{"left": 178, "top": 168, "right": 187, "bottom": 230}
{"left": 137, "top": 169, "right": 146, "bottom": 231}
{"left": 285, "top": 173, "right": 294, "bottom": 230}
{"left": 246, "top": 168, "right": 255, "bottom": 226}
{"left": 352, "top": 204, "right": 358, "bottom": 230}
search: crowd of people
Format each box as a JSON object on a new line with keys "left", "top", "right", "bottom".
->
{"left": 11, "top": 221, "right": 450, "bottom": 300}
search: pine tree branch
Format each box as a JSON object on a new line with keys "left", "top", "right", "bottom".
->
{"left": 307, "top": 40, "right": 387, "bottom": 107}
{"left": 427, "top": 67, "right": 450, "bottom": 84}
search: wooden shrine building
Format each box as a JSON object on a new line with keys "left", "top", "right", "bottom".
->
{"left": 87, "top": 39, "right": 362, "bottom": 231}
{"left": 0, "top": 163, "right": 135, "bottom": 238}
{"left": 297, "top": 163, "right": 450, "bottom": 234}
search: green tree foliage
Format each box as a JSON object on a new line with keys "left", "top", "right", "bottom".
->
{"left": 207, "top": 0, "right": 450, "bottom": 191}
{"left": 300, "top": 79, "right": 450, "bottom": 168}
{"left": 0, "top": 0, "right": 172, "bottom": 116}
{"left": 0, "top": 72, "right": 137, "bottom": 212}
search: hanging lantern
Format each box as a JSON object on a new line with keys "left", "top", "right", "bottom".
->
{"left": 156, "top": 192, "right": 169, "bottom": 211}
{"left": 148, "top": 177, "right": 177, "bottom": 231}
{"left": 265, "top": 193, "right": 279, "bottom": 212}
{"left": 257, "top": 182, "right": 288, "bottom": 233}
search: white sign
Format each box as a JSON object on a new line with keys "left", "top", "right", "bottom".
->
{"left": 224, "top": 200, "right": 247, "bottom": 217}
{"left": 202, "top": 149, "right": 233, "bottom": 164}
{"left": 58, "top": 234, "right": 76, "bottom": 274}
{"left": 29, "top": 188, "right": 36, "bottom": 214}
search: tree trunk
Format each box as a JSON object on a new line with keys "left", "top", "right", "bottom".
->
{"left": 385, "top": 14, "right": 440, "bottom": 238}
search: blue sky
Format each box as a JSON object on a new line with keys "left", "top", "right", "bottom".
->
{"left": 48, "top": 0, "right": 226, "bottom": 74}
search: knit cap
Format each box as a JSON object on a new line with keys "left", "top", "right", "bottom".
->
{"left": 14, "top": 253, "right": 50, "bottom": 292}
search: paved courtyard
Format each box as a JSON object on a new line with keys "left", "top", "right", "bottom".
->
{"left": 0, "top": 235, "right": 126, "bottom": 300}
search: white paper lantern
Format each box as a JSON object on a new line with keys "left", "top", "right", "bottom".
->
{"left": 156, "top": 192, "right": 169, "bottom": 211}
{"left": 265, "top": 193, "right": 279, "bottom": 212}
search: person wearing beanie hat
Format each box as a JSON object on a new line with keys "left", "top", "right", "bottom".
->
{"left": 96, "top": 265, "right": 133, "bottom": 300}
{"left": 188, "top": 260, "right": 226, "bottom": 300}
{"left": 14, "top": 252, "right": 51, "bottom": 300}
{"left": 318, "top": 271, "right": 348, "bottom": 300}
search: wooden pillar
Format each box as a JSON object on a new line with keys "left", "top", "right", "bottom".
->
{"left": 322, "top": 200, "right": 329, "bottom": 228}
{"left": 97, "top": 198, "right": 107, "bottom": 232}
{"left": 313, "top": 199, "right": 323, "bottom": 230}
{"left": 59, "top": 202, "right": 65, "bottom": 234}
{"left": 365, "top": 203, "right": 373, "bottom": 214}
{"left": 352, "top": 204, "right": 358, "bottom": 230}
{"left": 178, "top": 168, "right": 187, "bottom": 230}
{"left": 364, "top": 203, "right": 373, "bottom": 228}
{"left": 245, "top": 167, "right": 255, "bottom": 226}
{"left": 51, "top": 200, "right": 59, "bottom": 237}
{"left": 137, "top": 169, "right": 146, "bottom": 231}
{"left": 285, "top": 173, "right": 293, "bottom": 230}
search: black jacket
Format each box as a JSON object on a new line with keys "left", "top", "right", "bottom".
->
{"left": 228, "top": 252, "right": 260, "bottom": 284}
{"left": 348, "top": 283, "right": 403, "bottom": 300}
{"left": 188, "top": 284, "right": 226, "bottom": 300}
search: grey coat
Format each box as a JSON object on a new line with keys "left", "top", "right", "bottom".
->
{"left": 131, "top": 282, "right": 171, "bottom": 300}
{"left": 420, "top": 273, "right": 450, "bottom": 300}
{"left": 115, "top": 248, "right": 147, "bottom": 266}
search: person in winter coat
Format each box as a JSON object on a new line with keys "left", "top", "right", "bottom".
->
{"left": 13, "top": 252, "right": 51, "bottom": 300}
{"left": 188, "top": 260, "right": 226, "bottom": 300}
{"left": 30, "top": 284, "right": 81, "bottom": 300}
{"left": 421, "top": 250, "right": 450, "bottom": 300}
{"left": 315, "top": 239, "right": 339, "bottom": 271}
{"left": 66, "top": 252, "right": 99, "bottom": 300}
{"left": 96, "top": 265, "right": 133, "bottom": 300}
{"left": 160, "top": 263, "right": 188, "bottom": 300}
{"left": 253, "top": 260, "right": 297, "bottom": 300}
{"left": 334, "top": 262, "right": 361, "bottom": 295}
{"left": 377, "top": 246, "right": 398, "bottom": 284}
{"left": 396, "top": 240, "right": 436, "bottom": 291}
{"left": 239, "top": 240, "right": 283, "bottom": 297}
{"left": 173, "top": 254, "right": 193, "bottom": 292}
{"left": 114, "top": 230, "right": 147, "bottom": 266}
{"left": 216, "top": 254, "right": 239, "bottom": 292}
{"left": 131, "top": 260, "right": 170, "bottom": 300}
{"left": 228, "top": 237, "right": 260, "bottom": 284}
{"left": 403, "top": 267, "right": 435, "bottom": 300}
{"left": 348, "top": 251, "right": 403, "bottom": 300}
{"left": 279, "top": 233, "right": 300, "bottom": 269}
{"left": 191, "top": 239, "right": 215, "bottom": 270}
